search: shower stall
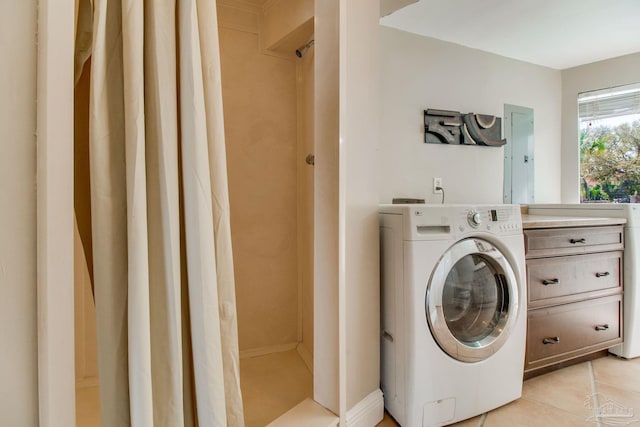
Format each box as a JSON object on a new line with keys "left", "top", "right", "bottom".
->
{"left": 217, "top": 1, "right": 316, "bottom": 425}
{"left": 71, "top": 1, "right": 383, "bottom": 425}
{"left": 72, "top": 2, "right": 318, "bottom": 425}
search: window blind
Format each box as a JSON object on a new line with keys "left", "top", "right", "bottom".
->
{"left": 578, "top": 82, "right": 640, "bottom": 122}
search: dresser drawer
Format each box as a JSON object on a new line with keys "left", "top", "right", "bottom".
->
{"left": 527, "top": 251, "right": 622, "bottom": 305}
{"left": 524, "top": 225, "right": 623, "bottom": 258}
{"left": 525, "top": 295, "right": 622, "bottom": 370}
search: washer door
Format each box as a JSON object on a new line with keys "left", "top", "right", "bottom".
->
{"left": 426, "top": 238, "right": 519, "bottom": 362}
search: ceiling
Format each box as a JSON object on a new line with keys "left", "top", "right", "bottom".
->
{"left": 379, "top": 0, "right": 640, "bottom": 70}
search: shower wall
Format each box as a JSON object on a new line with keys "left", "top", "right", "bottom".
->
{"left": 74, "top": 221, "right": 99, "bottom": 385}
{"left": 218, "top": 1, "right": 310, "bottom": 353}
{"left": 297, "top": 42, "right": 314, "bottom": 366}
{"left": 73, "top": 59, "right": 100, "bottom": 386}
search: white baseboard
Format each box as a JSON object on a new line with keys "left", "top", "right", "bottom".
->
{"left": 267, "top": 398, "right": 338, "bottom": 427}
{"left": 297, "top": 342, "right": 313, "bottom": 372}
{"left": 239, "top": 342, "right": 298, "bottom": 359}
{"left": 345, "top": 389, "right": 384, "bottom": 427}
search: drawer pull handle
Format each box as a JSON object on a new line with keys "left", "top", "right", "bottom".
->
{"left": 543, "top": 336, "right": 560, "bottom": 345}
{"left": 595, "top": 324, "right": 610, "bottom": 331}
{"left": 542, "top": 278, "right": 560, "bottom": 285}
{"left": 595, "top": 272, "right": 610, "bottom": 278}
{"left": 570, "top": 238, "right": 586, "bottom": 244}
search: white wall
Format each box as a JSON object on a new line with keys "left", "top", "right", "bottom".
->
{"left": 314, "top": 2, "right": 383, "bottom": 422}
{"left": 379, "top": 26, "right": 563, "bottom": 204}
{"left": 0, "top": 1, "right": 38, "bottom": 426}
{"left": 314, "top": 0, "right": 341, "bottom": 413}
{"left": 560, "top": 52, "right": 640, "bottom": 202}
{"left": 343, "top": 0, "right": 383, "bottom": 417}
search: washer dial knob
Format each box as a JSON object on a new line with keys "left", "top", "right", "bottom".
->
{"left": 467, "top": 210, "right": 481, "bottom": 227}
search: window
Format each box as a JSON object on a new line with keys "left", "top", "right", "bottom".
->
{"left": 579, "top": 83, "right": 640, "bottom": 203}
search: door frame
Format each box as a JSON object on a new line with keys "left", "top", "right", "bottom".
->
{"left": 36, "top": 0, "right": 76, "bottom": 425}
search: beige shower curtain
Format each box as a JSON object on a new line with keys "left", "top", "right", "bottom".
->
{"left": 74, "top": 0, "right": 244, "bottom": 426}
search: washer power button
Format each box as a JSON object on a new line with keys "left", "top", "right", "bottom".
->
{"left": 467, "top": 210, "right": 481, "bottom": 228}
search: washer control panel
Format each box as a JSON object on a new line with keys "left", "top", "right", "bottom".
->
{"left": 467, "top": 209, "right": 481, "bottom": 227}
{"left": 460, "top": 206, "right": 521, "bottom": 235}
{"left": 379, "top": 204, "right": 523, "bottom": 240}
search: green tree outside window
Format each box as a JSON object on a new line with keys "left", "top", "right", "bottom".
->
{"left": 580, "top": 121, "right": 640, "bottom": 203}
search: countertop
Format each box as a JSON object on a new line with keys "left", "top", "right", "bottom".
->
{"left": 522, "top": 214, "right": 627, "bottom": 229}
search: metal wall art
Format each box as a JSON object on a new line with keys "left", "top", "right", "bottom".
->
{"left": 424, "top": 109, "right": 506, "bottom": 146}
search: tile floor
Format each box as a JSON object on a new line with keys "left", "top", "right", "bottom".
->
{"left": 376, "top": 355, "right": 640, "bottom": 427}
{"left": 76, "top": 353, "right": 640, "bottom": 427}
{"left": 76, "top": 385, "right": 101, "bottom": 427}
{"left": 241, "top": 348, "right": 313, "bottom": 427}
{"left": 75, "top": 348, "right": 313, "bottom": 427}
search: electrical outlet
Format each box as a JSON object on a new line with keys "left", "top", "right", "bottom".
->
{"left": 433, "top": 177, "right": 443, "bottom": 194}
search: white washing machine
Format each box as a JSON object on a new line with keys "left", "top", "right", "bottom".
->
{"left": 380, "top": 204, "right": 526, "bottom": 427}
{"left": 528, "top": 203, "right": 640, "bottom": 359}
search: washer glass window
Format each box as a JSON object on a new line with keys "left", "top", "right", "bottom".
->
{"left": 426, "top": 238, "right": 518, "bottom": 362}
{"left": 442, "top": 254, "right": 508, "bottom": 344}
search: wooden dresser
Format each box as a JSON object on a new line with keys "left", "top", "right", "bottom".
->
{"left": 522, "top": 215, "right": 626, "bottom": 375}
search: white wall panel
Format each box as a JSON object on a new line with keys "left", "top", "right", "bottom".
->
{"left": 379, "top": 27, "right": 563, "bottom": 204}
{"left": 0, "top": 1, "right": 38, "bottom": 425}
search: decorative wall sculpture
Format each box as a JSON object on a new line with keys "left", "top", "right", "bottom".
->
{"left": 424, "top": 109, "right": 506, "bottom": 146}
